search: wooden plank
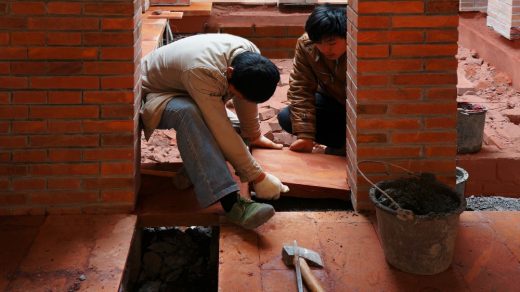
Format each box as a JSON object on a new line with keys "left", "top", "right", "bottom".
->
{"left": 252, "top": 148, "right": 349, "bottom": 200}
{"left": 146, "top": 11, "right": 184, "bottom": 19}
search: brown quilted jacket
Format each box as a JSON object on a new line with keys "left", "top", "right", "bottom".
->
{"left": 287, "top": 33, "right": 346, "bottom": 140}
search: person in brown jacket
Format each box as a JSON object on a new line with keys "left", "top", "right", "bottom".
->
{"left": 277, "top": 5, "right": 347, "bottom": 155}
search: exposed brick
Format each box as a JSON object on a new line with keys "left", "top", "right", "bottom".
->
{"left": 251, "top": 38, "right": 297, "bottom": 50}
{"left": 358, "top": 16, "right": 391, "bottom": 29}
{"left": 47, "top": 2, "right": 82, "bottom": 14}
{"left": 425, "top": 58, "right": 458, "bottom": 71}
{"left": 30, "top": 163, "right": 99, "bottom": 176}
{"left": 425, "top": 30, "right": 458, "bottom": 42}
{"left": 48, "top": 91, "right": 82, "bottom": 104}
{"left": 0, "top": 194, "right": 26, "bottom": 205}
{"left": 358, "top": 59, "right": 422, "bottom": 73}
{"left": 12, "top": 121, "right": 47, "bottom": 133}
{"left": 254, "top": 26, "right": 288, "bottom": 37}
{"left": 392, "top": 73, "right": 456, "bottom": 85}
{"left": 0, "top": 106, "right": 29, "bottom": 119}
{"left": 358, "top": 1, "right": 424, "bottom": 13}
{"left": 357, "top": 45, "right": 389, "bottom": 58}
{"left": 101, "top": 76, "right": 135, "bottom": 89}
{"left": 0, "top": 32, "right": 9, "bottom": 45}
{"left": 48, "top": 149, "right": 82, "bottom": 162}
{"left": 31, "top": 76, "right": 99, "bottom": 89}
{"left": 84, "top": 91, "right": 134, "bottom": 104}
{"left": 0, "top": 62, "right": 9, "bottom": 74}
{"left": 101, "top": 105, "right": 133, "bottom": 118}
{"left": 48, "top": 120, "right": 82, "bottom": 133}
{"left": 425, "top": 145, "right": 456, "bottom": 157}
{"left": 425, "top": 117, "right": 457, "bottom": 128}
{"left": 425, "top": 0, "right": 459, "bottom": 13}
{"left": 358, "top": 133, "right": 387, "bottom": 143}
{"left": 12, "top": 150, "right": 46, "bottom": 162}
{"left": 391, "top": 131, "right": 456, "bottom": 143}
{"left": 390, "top": 103, "right": 455, "bottom": 115}
{"left": 0, "top": 92, "right": 9, "bottom": 104}
{"left": 427, "top": 88, "right": 457, "bottom": 100}
{"left": 46, "top": 32, "right": 82, "bottom": 45}
{"left": 47, "top": 178, "right": 82, "bottom": 190}
{"left": 392, "top": 44, "right": 458, "bottom": 57}
{"left": 101, "top": 47, "right": 134, "bottom": 60}
{"left": 357, "top": 75, "right": 389, "bottom": 86}
{"left": 11, "top": 32, "right": 46, "bottom": 45}
{"left": 10, "top": 62, "right": 47, "bottom": 74}
{"left": 358, "top": 146, "right": 421, "bottom": 158}
{"left": 30, "top": 106, "right": 98, "bottom": 119}
{"left": 0, "top": 122, "right": 8, "bottom": 133}
{"left": 357, "top": 104, "right": 387, "bottom": 114}
{"left": 392, "top": 15, "right": 458, "bottom": 28}
{"left": 0, "top": 165, "right": 28, "bottom": 176}
{"left": 28, "top": 47, "right": 97, "bottom": 60}
{"left": 84, "top": 3, "right": 135, "bottom": 16}
{"left": 29, "top": 191, "right": 99, "bottom": 204}
{"left": 12, "top": 178, "right": 46, "bottom": 191}
{"left": 0, "top": 47, "right": 28, "bottom": 59}
{"left": 101, "top": 190, "right": 134, "bottom": 203}
{"left": 11, "top": 2, "right": 46, "bottom": 15}
{"left": 358, "top": 88, "right": 421, "bottom": 101}
{"left": 83, "top": 148, "right": 133, "bottom": 161}
{"left": 357, "top": 31, "right": 423, "bottom": 43}
{"left": 12, "top": 91, "right": 47, "bottom": 104}
{"left": 47, "top": 62, "right": 83, "bottom": 75}
{"left": 220, "top": 27, "right": 254, "bottom": 37}
{"left": 358, "top": 118, "right": 421, "bottom": 130}
{"left": 84, "top": 32, "right": 134, "bottom": 46}
{"left": 101, "top": 161, "right": 134, "bottom": 175}
{"left": 0, "top": 17, "right": 27, "bottom": 30}
{"left": 82, "top": 177, "right": 134, "bottom": 189}
{"left": 30, "top": 135, "right": 99, "bottom": 148}
{"left": 27, "top": 17, "right": 99, "bottom": 30}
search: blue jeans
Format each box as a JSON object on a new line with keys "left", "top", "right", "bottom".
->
{"left": 277, "top": 92, "right": 346, "bottom": 148}
{"left": 157, "top": 97, "right": 239, "bottom": 208}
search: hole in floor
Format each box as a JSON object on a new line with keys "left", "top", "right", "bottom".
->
{"left": 124, "top": 226, "right": 220, "bottom": 292}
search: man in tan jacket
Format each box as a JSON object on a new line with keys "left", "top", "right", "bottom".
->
{"left": 277, "top": 5, "right": 347, "bottom": 155}
{"left": 141, "top": 34, "right": 289, "bottom": 229}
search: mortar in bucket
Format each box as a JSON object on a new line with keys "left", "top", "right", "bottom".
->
{"left": 359, "top": 161, "right": 466, "bottom": 275}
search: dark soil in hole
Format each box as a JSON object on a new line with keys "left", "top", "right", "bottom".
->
{"left": 134, "top": 226, "right": 218, "bottom": 292}
{"left": 374, "top": 173, "right": 461, "bottom": 215}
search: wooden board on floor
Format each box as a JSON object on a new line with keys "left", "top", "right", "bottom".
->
{"left": 252, "top": 148, "right": 349, "bottom": 200}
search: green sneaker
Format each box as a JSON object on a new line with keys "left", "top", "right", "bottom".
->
{"left": 226, "top": 196, "right": 275, "bottom": 230}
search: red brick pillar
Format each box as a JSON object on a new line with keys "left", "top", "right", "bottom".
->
{"left": 0, "top": 0, "right": 142, "bottom": 215}
{"left": 347, "top": 0, "right": 459, "bottom": 210}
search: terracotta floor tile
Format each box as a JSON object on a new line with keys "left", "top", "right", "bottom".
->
{"left": 454, "top": 222, "right": 520, "bottom": 291}
{"left": 219, "top": 211, "right": 520, "bottom": 291}
{"left": 0, "top": 216, "right": 45, "bottom": 291}
{"left": 252, "top": 148, "right": 349, "bottom": 200}
{"left": 7, "top": 214, "right": 136, "bottom": 291}
{"left": 218, "top": 224, "right": 262, "bottom": 291}
{"left": 481, "top": 211, "right": 520, "bottom": 261}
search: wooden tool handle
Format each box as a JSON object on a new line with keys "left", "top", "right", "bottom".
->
{"left": 298, "top": 257, "right": 325, "bottom": 292}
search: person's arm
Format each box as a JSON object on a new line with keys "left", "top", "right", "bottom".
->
{"left": 183, "top": 67, "right": 262, "bottom": 182}
{"left": 287, "top": 37, "right": 319, "bottom": 152}
{"left": 233, "top": 96, "right": 282, "bottom": 149}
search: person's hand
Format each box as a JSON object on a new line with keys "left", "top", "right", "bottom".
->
{"left": 250, "top": 135, "right": 283, "bottom": 149}
{"left": 289, "top": 138, "right": 314, "bottom": 153}
{"left": 253, "top": 172, "right": 289, "bottom": 200}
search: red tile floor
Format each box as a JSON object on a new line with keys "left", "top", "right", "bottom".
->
{"left": 219, "top": 211, "right": 520, "bottom": 291}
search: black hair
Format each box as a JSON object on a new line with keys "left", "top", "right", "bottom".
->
{"left": 305, "top": 5, "right": 347, "bottom": 43}
{"left": 229, "top": 52, "right": 280, "bottom": 103}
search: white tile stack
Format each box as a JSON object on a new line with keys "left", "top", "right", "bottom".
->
{"left": 460, "top": 0, "right": 488, "bottom": 12}
{"left": 487, "top": 0, "right": 520, "bottom": 39}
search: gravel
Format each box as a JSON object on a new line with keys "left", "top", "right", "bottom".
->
{"left": 466, "top": 195, "right": 520, "bottom": 211}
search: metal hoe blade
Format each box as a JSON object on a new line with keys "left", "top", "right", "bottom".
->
{"left": 293, "top": 240, "right": 303, "bottom": 292}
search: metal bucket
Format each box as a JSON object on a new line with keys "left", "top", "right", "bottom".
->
{"left": 457, "top": 102, "right": 487, "bottom": 154}
{"left": 456, "top": 167, "right": 469, "bottom": 199}
{"left": 369, "top": 179, "right": 466, "bottom": 275}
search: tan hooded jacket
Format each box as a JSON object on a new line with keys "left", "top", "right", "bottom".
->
{"left": 140, "top": 34, "right": 263, "bottom": 182}
{"left": 288, "top": 33, "right": 347, "bottom": 140}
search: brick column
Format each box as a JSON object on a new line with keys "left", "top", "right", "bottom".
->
{"left": 0, "top": 0, "right": 142, "bottom": 215}
{"left": 347, "top": 0, "right": 459, "bottom": 210}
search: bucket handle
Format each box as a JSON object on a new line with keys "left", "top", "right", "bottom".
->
{"left": 357, "top": 160, "right": 415, "bottom": 221}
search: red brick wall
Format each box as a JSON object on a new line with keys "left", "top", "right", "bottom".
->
{"left": 0, "top": 0, "right": 142, "bottom": 215}
{"left": 347, "top": 0, "right": 459, "bottom": 210}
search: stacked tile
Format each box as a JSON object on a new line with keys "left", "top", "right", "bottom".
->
{"left": 487, "top": 0, "right": 520, "bottom": 39}
{"left": 460, "top": 0, "right": 488, "bottom": 12}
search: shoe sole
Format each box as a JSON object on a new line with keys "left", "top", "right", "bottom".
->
{"left": 243, "top": 207, "right": 275, "bottom": 230}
